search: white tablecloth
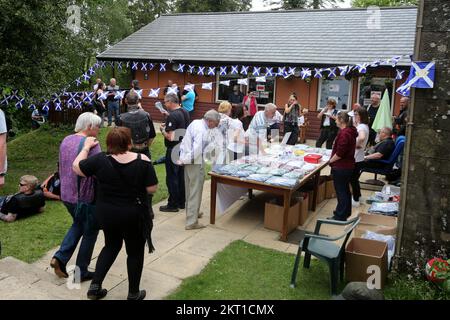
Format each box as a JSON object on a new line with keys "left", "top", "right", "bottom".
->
{"left": 216, "top": 183, "right": 248, "bottom": 215}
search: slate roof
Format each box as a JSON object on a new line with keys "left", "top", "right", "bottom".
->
{"left": 97, "top": 7, "right": 417, "bottom": 67}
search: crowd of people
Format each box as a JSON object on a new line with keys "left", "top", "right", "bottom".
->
{"left": 0, "top": 76, "right": 408, "bottom": 300}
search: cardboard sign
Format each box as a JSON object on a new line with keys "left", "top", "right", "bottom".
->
{"left": 256, "top": 85, "right": 265, "bottom": 92}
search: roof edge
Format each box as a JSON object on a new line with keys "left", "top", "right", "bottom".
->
{"left": 162, "top": 6, "right": 418, "bottom": 17}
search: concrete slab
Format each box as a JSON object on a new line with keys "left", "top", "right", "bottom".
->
{"left": 148, "top": 250, "right": 210, "bottom": 280}
{"left": 243, "top": 229, "right": 291, "bottom": 252}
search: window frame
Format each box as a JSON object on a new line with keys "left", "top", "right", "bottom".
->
{"left": 317, "top": 76, "right": 353, "bottom": 111}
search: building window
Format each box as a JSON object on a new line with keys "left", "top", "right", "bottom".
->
{"left": 216, "top": 73, "right": 276, "bottom": 105}
{"left": 358, "top": 76, "right": 394, "bottom": 109}
{"left": 318, "top": 77, "right": 352, "bottom": 110}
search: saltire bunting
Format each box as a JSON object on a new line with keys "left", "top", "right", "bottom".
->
{"left": 241, "top": 66, "right": 249, "bottom": 75}
{"left": 231, "top": 65, "right": 239, "bottom": 75}
{"left": 134, "top": 90, "right": 143, "bottom": 99}
{"left": 28, "top": 104, "right": 36, "bottom": 111}
{"left": 253, "top": 67, "right": 261, "bottom": 77}
{"left": 256, "top": 76, "right": 266, "bottom": 83}
{"left": 148, "top": 63, "right": 155, "bottom": 70}
{"left": 141, "top": 63, "right": 148, "bottom": 71}
{"left": 220, "top": 80, "right": 231, "bottom": 86}
{"left": 265, "top": 67, "right": 274, "bottom": 77}
{"left": 149, "top": 88, "right": 160, "bottom": 98}
{"left": 314, "top": 68, "right": 323, "bottom": 78}
{"left": 370, "top": 60, "right": 381, "bottom": 67}
{"left": 88, "top": 67, "right": 95, "bottom": 76}
{"left": 219, "top": 66, "right": 227, "bottom": 76}
{"left": 75, "top": 78, "right": 82, "bottom": 86}
{"left": 207, "top": 67, "right": 216, "bottom": 76}
{"left": 390, "top": 56, "right": 402, "bottom": 67}
{"left": 75, "top": 101, "right": 82, "bottom": 109}
{"left": 93, "top": 61, "right": 100, "bottom": 69}
{"left": 10, "top": 90, "right": 20, "bottom": 101}
{"left": 177, "top": 64, "right": 185, "bottom": 73}
{"left": 159, "top": 63, "right": 167, "bottom": 72}
{"left": 202, "top": 83, "right": 213, "bottom": 90}
{"left": 1, "top": 95, "right": 9, "bottom": 106}
{"left": 42, "top": 104, "right": 50, "bottom": 112}
{"left": 68, "top": 93, "right": 77, "bottom": 104}
{"left": 237, "top": 78, "right": 248, "bottom": 86}
{"left": 277, "top": 67, "right": 286, "bottom": 76}
{"left": 114, "top": 91, "right": 126, "bottom": 100}
{"left": 99, "top": 61, "right": 106, "bottom": 69}
{"left": 188, "top": 65, "right": 196, "bottom": 73}
{"left": 395, "top": 69, "right": 405, "bottom": 80}
{"left": 300, "top": 68, "right": 311, "bottom": 80}
{"left": 356, "top": 63, "right": 368, "bottom": 74}
{"left": 167, "top": 87, "right": 179, "bottom": 95}
{"left": 288, "top": 67, "right": 296, "bottom": 76}
{"left": 396, "top": 61, "right": 436, "bottom": 97}
{"left": 338, "top": 66, "right": 349, "bottom": 76}
{"left": 327, "top": 68, "right": 337, "bottom": 78}
{"left": 197, "top": 66, "right": 205, "bottom": 76}
{"left": 82, "top": 73, "right": 90, "bottom": 81}
{"left": 109, "top": 61, "right": 115, "bottom": 68}
{"left": 117, "top": 62, "right": 123, "bottom": 70}
{"left": 83, "top": 92, "right": 94, "bottom": 103}
{"left": 15, "top": 97, "right": 25, "bottom": 109}
{"left": 55, "top": 102, "right": 62, "bottom": 111}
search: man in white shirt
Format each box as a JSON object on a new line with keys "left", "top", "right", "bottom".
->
{"left": 0, "top": 109, "right": 7, "bottom": 188}
{"left": 179, "top": 110, "right": 221, "bottom": 230}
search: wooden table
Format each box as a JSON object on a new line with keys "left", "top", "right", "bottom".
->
{"left": 209, "top": 161, "right": 329, "bottom": 242}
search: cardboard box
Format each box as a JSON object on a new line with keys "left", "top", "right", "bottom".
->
{"left": 325, "top": 179, "right": 336, "bottom": 199}
{"left": 298, "top": 196, "right": 309, "bottom": 226}
{"left": 345, "top": 238, "right": 388, "bottom": 289}
{"left": 355, "top": 213, "right": 398, "bottom": 238}
{"left": 264, "top": 199, "right": 300, "bottom": 233}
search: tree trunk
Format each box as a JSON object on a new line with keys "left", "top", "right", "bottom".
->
{"left": 395, "top": 0, "right": 450, "bottom": 273}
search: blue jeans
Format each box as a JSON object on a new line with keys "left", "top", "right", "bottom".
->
{"left": 108, "top": 101, "right": 120, "bottom": 126}
{"left": 54, "top": 202, "right": 99, "bottom": 277}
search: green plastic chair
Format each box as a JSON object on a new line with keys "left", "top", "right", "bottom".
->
{"left": 290, "top": 216, "right": 360, "bottom": 294}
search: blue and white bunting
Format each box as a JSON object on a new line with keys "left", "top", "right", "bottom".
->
{"left": 148, "top": 63, "right": 155, "bottom": 70}
{"left": 265, "top": 67, "right": 274, "bottom": 77}
{"left": 167, "top": 87, "right": 179, "bottom": 95}
{"left": 114, "top": 91, "right": 126, "bottom": 100}
{"left": 220, "top": 80, "right": 231, "bottom": 86}
{"left": 327, "top": 68, "right": 337, "bottom": 78}
{"left": 241, "top": 66, "right": 249, "bottom": 75}
{"left": 159, "top": 63, "right": 167, "bottom": 72}
{"left": 109, "top": 61, "right": 115, "bottom": 68}
{"left": 314, "top": 68, "right": 323, "bottom": 78}
{"left": 135, "top": 90, "right": 143, "bottom": 99}
{"left": 177, "top": 64, "right": 185, "bottom": 73}
{"left": 395, "top": 69, "right": 405, "bottom": 80}
{"left": 338, "top": 66, "right": 349, "bottom": 76}
{"left": 288, "top": 67, "right": 296, "bottom": 76}
{"left": 219, "top": 66, "right": 227, "bottom": 76}
{"left": 231, "top": 65, "right": 239, "bottom": 75}
{"left": 207, "top": 67, "right": 216, "bottom": 76}
{"left": 256, "top": 76, "right": 266, "bottom": 83}
{"left": 1, "top": 95, "right": 9, "bottom": 106}
{"left": 68, "top": 93, "right": 77, "bottom": 104}
{"left": 237, "top": 78, "right": 248, "bottom": 86}
{"left": 28, "top": 104, "right": 36, "bottom": 111}
{"left": 10, "top": 90, "right": 20, "bottom": 101}
{"left": 98, "top": 92, "right": 108, "bottom": 101}
{"left": 82, "top": 73, "right": 90, "bottom": 81}
{"left": 277, "top": 67, "right": 286, "bottom": 77}
{"left": 149, "top": 88, "right": 160, "bottom": 98}
{"left": 390, "top": 56, "right": 402, "bottom": 67}
{"left": 197, "top": 66, "right": 205, "bottom": 76}
{"left": 300, "top": 68, "right": 311, "bottom": 80}
{"left": 202, "top": 83, "right": 213, "bottom": 91}
{"left": 253, "top": 67, "right": 261, "bottom": 77}
{"left": 99, "top": 61, "right": 106, "bottom": 69}
{"left": 188, "top": 65, "right": 196, "bottom": 74}
{"left": 55, "top": 102, "right": 62, "bottom": 111}
{"left": 356, "top": 63, "right": 368, "bottom": 74}
{"left": 83, "top": 92, "right": 94, "bottom": 103}
{"left": 141, "top": 63, "right": 148, "bottom": 71}
{"left": 132, "top": 62, "right": 139, "bottom": 70}
{"left": 75, "top": 78, "right": 82, "bottom": 86}
{"left": 88, "top": 67, "right": 95, "bottom": 76}
{"left": 117, "top": 62, "right": 123, "bottom": 70}
{"left": 15, "top": 97, "right": 25, "bottom": 109}
{"left": 370, "top": 60, "right": 381, "bottom": 67}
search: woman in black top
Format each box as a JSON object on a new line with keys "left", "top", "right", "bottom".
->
{"left": 73, "top": 127, "right": 158, "bottom": 300}
{"left": 93, "top": 82, "right": 106, "bottom": 118}
{"left": 283, "top": 93, "right": 301, "bottom": 145}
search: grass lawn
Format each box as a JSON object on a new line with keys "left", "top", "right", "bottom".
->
{"left": 167, "top": 240, "right": 450, "bottom": 300}
{"left": 0, "top": 125, "right": 169, "bottom": 262}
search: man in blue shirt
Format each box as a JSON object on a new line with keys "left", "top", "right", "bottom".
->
{"left": 181, "top": 82, "right": 197, "bottom": 120}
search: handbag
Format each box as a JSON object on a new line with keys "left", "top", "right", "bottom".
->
{"left": 74, "top": 137, "right": 99, "bottom": 233}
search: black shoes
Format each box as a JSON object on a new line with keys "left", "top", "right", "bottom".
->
{"left": 50, "top": 257, "right": 68, "bottom": 278}
{"left": 87, "top": 284, "right": 108, "bottom": 300}
{"left": 159, "top": 205, "right": 179, "bottom": 212}
{"left": 127, "top": 290, "right": 146, "bottom": 300}
{"left": 80, "top": 271, "right": 95, "bottom": 283}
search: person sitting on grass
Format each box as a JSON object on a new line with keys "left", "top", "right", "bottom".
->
{"left": 40, "top": 166, "right": 61, "bottom": 201}
{"left": 0, "top": 175, "right": 45, "bottom": 223}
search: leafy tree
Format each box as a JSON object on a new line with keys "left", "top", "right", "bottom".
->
{"left": 127, "top": 0, "right": 173, "bottom": 31}
{"left": 352, "top": 0, "right": 418, "bottom": 7}
{"left": 174, "top": 0, "right": 252, "bottom": 13}
{"left": 264, "top": 0, "right": 344, "bottom": 10}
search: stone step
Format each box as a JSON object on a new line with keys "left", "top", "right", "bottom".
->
{"left": 0, "top": 273, "right": 63, "bottom": 300}
{"left": 0, "top": 256, "right": 66, "bottom": 286}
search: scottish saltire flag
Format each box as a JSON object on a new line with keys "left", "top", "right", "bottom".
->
{"left": 141, "top": 63, "right": 148, "bottom": 71}
{"left": 396, "top": 61, "right": 435, "bottom": 97}
{"left": 177, "top": 64, "right": 185, "bottom": 73}
{"left": 219, "top": 66, "right": 227, "bottom": 76}
{"left": 300, "top": 68, "right": 311, "bottom": 80}
{"left": 15, "top": 97, "right": 25, "bottom": 109}
{"left": 265, "top": 67, "right": 274, "bottom": 77}
{"left": 314, "top": 68, "right": 323, "bottom": 78}
{"left": 197, "top": 66, "right": 205, "bottom": 75}
{"left": 159, "top": 63, "right": 167, "bottom": 72}
{"left": 0, "top": 95, "right": 9, "bottom": 106}
{"left": 278, "top": 67, "right": 286, "bottom": 76}
{"left": 327, "top": 68, "right": 337, "bottom": 78}
{"left": 98, "top": 92, "right": 108, "bottom": 101}
{"left": 372, "top": 89, "right": 393, "bottom": 131}
{"left": 231, "top": 66, "right": 239, "bottom": 75}
{"left": 187, "top": 65, "right": 195, "bottom": 74}
{"left": 149, "top": 88, "right": 160, "bottom": 98}
{"left": 253, "top": 67, "right": 261, "bottom": 77}
{"left": 207, "top": 67, "right": 216, "bottom": 76}
{"left": 28, "top": 104, "right": 36, "bottom": 111}
{"left": 395, "top": 69, "right": 405, "bottom": 80}
{"left": 167, "top": 87, "right": 179, "bottom": 95}
{"left": 135, "top": 90, "right": 143, "bottom": 99}
{"left": 338, "top": 66, "right": 349, "bottom": 76}
{"left": 241, "top": 66, "right": 249, "bottom": 75}
{"left": 114, "top": 91, "right": 126, "bottom": 100}
{"left": 202, "top": 83, "right": 213, "bottom": 90}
